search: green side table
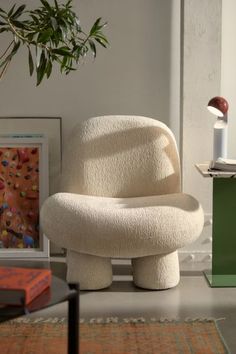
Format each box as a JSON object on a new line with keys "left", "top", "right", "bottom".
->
{"left": 196, "top": 163, "right": 236, "bottom": 287}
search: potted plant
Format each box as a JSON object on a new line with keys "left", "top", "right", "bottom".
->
{"left": 0, "top": 0, "right": 108, "bottom": 85}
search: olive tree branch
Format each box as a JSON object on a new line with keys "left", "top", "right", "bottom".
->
{"left": 0, "top": 40, "right": 14, "bottom": 60}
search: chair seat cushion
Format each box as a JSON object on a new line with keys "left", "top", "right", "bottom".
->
{"left": 41, "top": 192, "right": 204, "bottom": 258}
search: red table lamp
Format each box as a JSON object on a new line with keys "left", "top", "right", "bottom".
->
{"left": 207, "top": 96, "right": 229, "bottom": 161}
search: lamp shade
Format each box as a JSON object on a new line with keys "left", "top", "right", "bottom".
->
{"left": 207, "top": 96, "right": 229, "bottom": 117}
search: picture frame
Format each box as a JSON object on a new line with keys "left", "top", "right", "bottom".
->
{"left": 0, "top": 117, "right": 62, "bottom": 195}
{"left": 0, "top": 135, "right": 49, "bottom": 258}
{"left": 0, "top": 117, "right": 63, "bottom": 255}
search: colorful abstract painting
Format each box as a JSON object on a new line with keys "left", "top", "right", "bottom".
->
{"left": 0, "top": 147, "right": 39, "bottom": 249}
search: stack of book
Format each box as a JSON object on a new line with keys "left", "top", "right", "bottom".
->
{"left": 210, "top": 158, "right": 236, "bottom": 172}
{"left": 0, "top": 267, "right": 52, "bottom": 306}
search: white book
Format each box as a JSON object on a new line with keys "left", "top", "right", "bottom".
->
{"left": 210, "top": 158, "right": 236, "bottom": 171}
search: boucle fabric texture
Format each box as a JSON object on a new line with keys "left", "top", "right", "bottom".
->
{"left": 132, "top": 252, "right": 180, "bottom": 289}
{"left": 67, "top": 251, "right": 113, "bottom": 290}
{"left": 41, "top": 192, "right": 203, "bottom": 258}
{"left": 60, "top": 115, "right": 181, "bottom": 197}
{"left": 41, "top": 115, "right": 204, "bottom": 290}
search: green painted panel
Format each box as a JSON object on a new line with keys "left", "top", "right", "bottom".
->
{"left": 204, "top": 270, "right": 236, "bottom": 287}
{"left": 212, "top": 178, "right": 236, "bottom": 275}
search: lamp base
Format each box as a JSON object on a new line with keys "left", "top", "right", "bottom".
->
{"left": 213, "top": 119, "right": 227, "bottom": 161}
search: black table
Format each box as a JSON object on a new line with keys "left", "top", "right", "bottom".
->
{"left": 0, "top": 276, "right": 80, "bottom": 354}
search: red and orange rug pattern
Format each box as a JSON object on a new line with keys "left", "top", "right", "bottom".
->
{"left": 0, "top": 319, "right": 229, "bottom": 354}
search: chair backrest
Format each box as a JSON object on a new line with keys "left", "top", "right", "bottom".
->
{"left": 61, "top": 115, "right": 181, "bottom": 197}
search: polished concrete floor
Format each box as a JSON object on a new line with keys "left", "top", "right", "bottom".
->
{"left": 1, "top": 258, "right": 235, "bottom": 353}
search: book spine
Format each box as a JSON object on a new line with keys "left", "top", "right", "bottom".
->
{"left": 25, "top": 272, "right": 52, "bottom": 305}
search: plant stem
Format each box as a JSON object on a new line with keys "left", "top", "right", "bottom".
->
{"left": 0, "top": 40, "right": 14, "bottom": 60}
{"left": 7, "top": 18, "right": 51, "bottom": 53}
{"left": 0, "top": 59, "right": 11, "bottom": 81}
{"left": 7, "top": 18, "right": 26, "bottom": 41}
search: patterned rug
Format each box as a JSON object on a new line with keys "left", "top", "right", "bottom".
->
{"left": 0, "top": 318, "right": 230, "bottom": 354}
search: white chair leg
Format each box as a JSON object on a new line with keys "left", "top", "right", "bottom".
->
{"left": 67, "top": 251, "right": 113, "bottom": 290}
{"left": 132, "top": 251, "right": 180, "bottom": 289}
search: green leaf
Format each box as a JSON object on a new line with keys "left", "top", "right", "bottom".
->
{"left": 89, "top": 18, "right": 100, "bottom": 35}
{"left": 12, "top": 40, "right": 21, "bottom": 54}
{"left": 61, "top": 55, "right": 68, "bottom": 69}
{"left": 0, "top": 40, "right": 20, "bottom": 69}
{"left": 54, "top": 0, "right": 59, "bottom": 11}
{"left": 51, "top": 17, "right": 58, "bottom": 31}
{"left": 36, "top": 50, "right": 47, "bottom": 85}
{"left": 94, "top": 33, "right": 109, "bottom": 44}
{"left": 89, "top": 18, "right": 106, "bottom": 35}
{"left": 0, "top": 14, "right": 7, "bottom": 21}
{"left": 28, "top": 46, "right": 34, "bottom": 76}
{"left": 59, "top": 25, "right": 67, "bottom": 40}
{"left": 37, "top": 28, "right": 53, "bottom": 43}
{"left": 46, "top": 59, "right": 52, "bottom": 78}
{"left": 26, "top": 32, "right": 35, "bottom": 41}
{"left": 51, "top": 47, "right": 73, "bottom": 57}
{"left": 40, "top": 0, "right": 52, "bottom": 13}
{"left": 0, "top": 27, "right": 8, "bottom": 33}
{"left": 89, "top": 39, "right": 96, "bottom": 58}
{"left": 30, "top": 14, "right": 39, "bottom": 24}
{"left": 36, "top": 66, "right": 45, "bottom": 86}
{"left": 0, "top": 60, "right": 10, "bottom": 80}
{"left": 51, "top": 31, "right": 60, "bottom": 47}
{"left": 65, "top": 0, "right": 73, "bottom": 9}
{"left": 11, "top": 19, "right": 26, "bottom": 29}
{"left": 8, "top": 4, "right": 16, "bottom": 17}
{"left": 12, "top": 5, "right": 26, "bottom": 19}
{"left": 63, "top": 55, "right": 69, "bottom": 66}
{"left": 0, "top": 1, "right": 108, "bottom": 83}
{"left": 94, "top": 37, "right": 108, "bottom": 48}
{"left": 36, "top": 46, "right": 42, "bottom": 68}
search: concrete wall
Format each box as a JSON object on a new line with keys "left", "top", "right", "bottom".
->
{"left": 181, "top": 0, "right": 222, "bottom": 212}
{"left": 180, "top": 0, "right": 222, "bottom": 263}
{"left": 221, "top": 0, "right": 236, "bottom": 158}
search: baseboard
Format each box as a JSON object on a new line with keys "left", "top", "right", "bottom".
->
{"left": 178, "top": 251, "right": 211, "bottom": 263}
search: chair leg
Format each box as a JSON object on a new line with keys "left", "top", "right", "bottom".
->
{"left": 67, "top": 251, "right": 113, "bottom": 290}
{"left": 132, "top": 251, "right": 180, "bottom": 290}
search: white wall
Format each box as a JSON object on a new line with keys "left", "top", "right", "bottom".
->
{"left": 0, "top": 0, "right": 180, "bottom": 147}
{"left": 221, "top": 0, "right": 236, "bottom": 158}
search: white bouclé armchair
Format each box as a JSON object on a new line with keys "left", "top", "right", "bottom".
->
{"left": 41, "top": 115, "right": 204, "bottom": 290}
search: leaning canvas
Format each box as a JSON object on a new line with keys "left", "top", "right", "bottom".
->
{"left": 0, "top": 136, "right": 49, "bottom": 257}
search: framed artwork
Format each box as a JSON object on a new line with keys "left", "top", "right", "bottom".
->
{"left": 0, "top": 117, "right": 61, "bottom": 195}
{"left": 0, "top": 136, "right": 49, "bottom": 257}
{"left": 0, "top": 117, "right": 62, "bottom": 255}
